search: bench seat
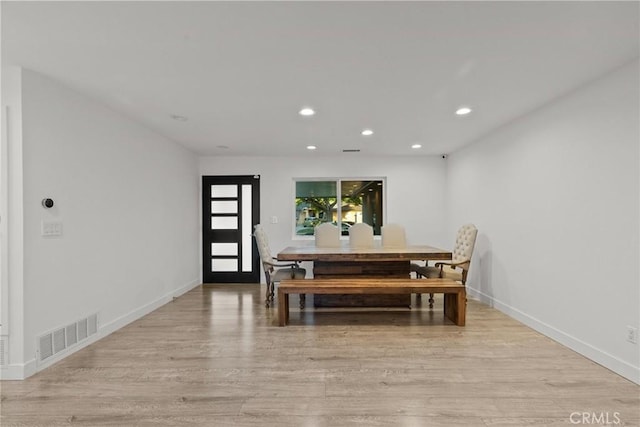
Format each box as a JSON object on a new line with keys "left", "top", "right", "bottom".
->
{"left": 277, "top": 278, "right": 466, "bottom": 327}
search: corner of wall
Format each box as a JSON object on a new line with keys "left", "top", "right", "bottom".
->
{"left": 1, "top": 65, "right": 26, "bottom": 376}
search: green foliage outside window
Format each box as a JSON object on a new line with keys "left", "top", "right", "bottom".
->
{"left": 295, "top": 179, "right": 383, "bottom": 236}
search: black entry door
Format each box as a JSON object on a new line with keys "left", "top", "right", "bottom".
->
{"left": 202, "top": 175, "right": 260, "bottom": 283}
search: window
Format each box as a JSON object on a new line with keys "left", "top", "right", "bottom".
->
{"left": 294, "top": 178, "right": 384, "bottom": 237}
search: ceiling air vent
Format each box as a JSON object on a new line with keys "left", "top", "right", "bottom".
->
{"left": 342, "top": 149, "right": 361, "bottom": 153}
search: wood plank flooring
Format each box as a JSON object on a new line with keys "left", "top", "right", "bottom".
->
{"left": 2, "top": 284, "right": 638, "bottom": 426}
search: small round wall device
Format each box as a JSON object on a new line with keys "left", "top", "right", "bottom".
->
{"left": 42, "top": 198, "right": 54, "bottom": 209}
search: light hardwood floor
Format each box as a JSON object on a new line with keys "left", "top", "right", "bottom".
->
{"left": 2, "top": 284, "right": 638, "bottom": 426}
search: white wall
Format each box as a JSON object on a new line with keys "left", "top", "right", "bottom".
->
{"left": 446, "top": 60, "right": 640, "bottom": 383}
{"left": 1, "top": 68, "right": 201, "bottom": 379}
{"left": 199, "top": 155, "right": 449, "bottom": 277}
{"left": 1, "top": 67, "right": 26, "bottom": 374}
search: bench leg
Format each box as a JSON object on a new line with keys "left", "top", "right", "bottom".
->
{"left": 443, "top": 291, "right": 466, "bottom": 326}
{"left": 458, "top": 290, "right": 466, "bottom": 326}
{"left": 285, "top": 293, "right": 290, "bottom": 324}
{"left": 278, "top": 289, "right": 289, "bottom": 326}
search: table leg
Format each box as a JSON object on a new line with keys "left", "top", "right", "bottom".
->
{"left": 278, "top": 289, "right": 289, "bottom": 326}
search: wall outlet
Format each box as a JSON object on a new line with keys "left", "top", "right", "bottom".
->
{"left": 271, "top": 216, "right": 278, "bottom": 224}
{"left": 627, "top": 326, "right": 638, "bottom": 344}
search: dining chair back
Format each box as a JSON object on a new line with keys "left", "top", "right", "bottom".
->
{"left": 315, "top": 222, "right": 341, "bottom": 248}
{"left": 348, "top": 223, "right": 374, "bottom": 248}
{"left": 451, "top": 223, "right": 478, "bottom": 270}
{"left": 381, "top": 223, "right": 407, "bottom": 248}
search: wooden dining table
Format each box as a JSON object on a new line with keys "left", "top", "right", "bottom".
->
{"left": 277, "top": 242, "right": 452, "bottom": 307}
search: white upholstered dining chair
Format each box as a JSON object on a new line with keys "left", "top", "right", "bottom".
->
{"left": 381, "top": 223, "right": 407, "bottom": 248}
{"left": 314, "top": 222, "right": 341, "bottom": 248}
{"left": 348, "top": 223, "right": 374, "bottom": 248}
{"left": 411, "top": 223, "right": 478, "bottom": 308}
{"left": 253, "top": 224, "right": 306, "bottom": 307}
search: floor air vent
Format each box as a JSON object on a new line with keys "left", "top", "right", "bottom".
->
{"left": 77, "top": 318, "right": 88, "bottom": 341}
{"left": 52, "top": 328, "right": 66, "bottom": 354}
{"left": 88, "top": 314, "right": 98, "bottom": 336}
{"left": 38, "top": 313, "right": 99, "bottom": 363}
{"left": 0, "top": 336, "right": 8, "bottom": 366}
{"left": 39, "top": 334, "right": 54, "bottom": 361}
{"left": 65, "top": 323, "right": 78, "bottom": 347}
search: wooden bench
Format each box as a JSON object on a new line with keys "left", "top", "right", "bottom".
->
{"left": 277, "top": 278, "right": 466, "bottom": 327}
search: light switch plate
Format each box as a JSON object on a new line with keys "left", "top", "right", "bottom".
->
{"left": 42, "top": 220, "right": 63, "bottom": 237}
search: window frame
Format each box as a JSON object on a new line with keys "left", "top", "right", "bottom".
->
{"left": 292, "top": 176, "right": 387, "bottom": 240}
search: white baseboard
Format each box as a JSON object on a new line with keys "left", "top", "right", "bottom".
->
{"left": 467, "top": 287, "right": 640, "bottom": 385}
{"left": 0, "top": 359, "right": 36, "bottom": 380}
{"left": 99, "top": 278, "right": 200, "bottom": 337}
{"left": 0, "top": 279, "right": 201, "bottom": 381}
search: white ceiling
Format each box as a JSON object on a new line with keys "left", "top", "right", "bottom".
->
{"left": 2, "top": 1, "right": 638, "bottom": 157}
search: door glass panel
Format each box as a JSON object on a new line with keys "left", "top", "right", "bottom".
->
{"left": 211, "top": 216, "right": 238, "bottom": 229}
{"left": 211, "top": 200, "right": 237, "bottom": 214}
{"left": 211, "top": 243, "right": 238, "bottom": 256}
{"left": 211, "top": 258, "right": 238, "bottom": 272}
{"left": 211, "top": 185, "right": 237, "bottom": 198}
{"left": 242, "top": 184, "right": 252, "bottom": 272}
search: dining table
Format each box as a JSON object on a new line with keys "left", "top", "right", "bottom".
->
{"left": 277, "top": 242, "right": 452, "bottom": 307}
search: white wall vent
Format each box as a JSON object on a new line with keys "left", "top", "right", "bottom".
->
{"left": 65, "top": 323, "right": 78, "bottom": 347}
{"left": 38, "top": 313, "right": 99, "bottom": 363}
{"left": 88, "top": 314, "right": 97, "bottom": 336}
{"left": 77, "top": 318, "right": 88, "bottom": 341}
{"left": 0, "top": 336, "right": 8, "bottom": 366}
{"left": 39, "top": 333, "right": 54, "bottom": 361}
{"left": 52, "top": 328, "right": 66, "bottom": 354}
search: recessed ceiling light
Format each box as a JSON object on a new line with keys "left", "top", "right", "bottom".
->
{"left": 299, "top": 108, "right": 315, "bottom": 116}
{"left": 170, "top": 114, "right": 188, "bottom": 121}
{"left": 361, "top": 129, "right": 374, "bottom": 136}
{"left": 411, "top": 144, "right": 422, "bottom": 149}
{"left": 455, "top": 107, "right": 472, "bottom": 116}
{"left": 306, "top": 145, "right": 317, "bottom": 150}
